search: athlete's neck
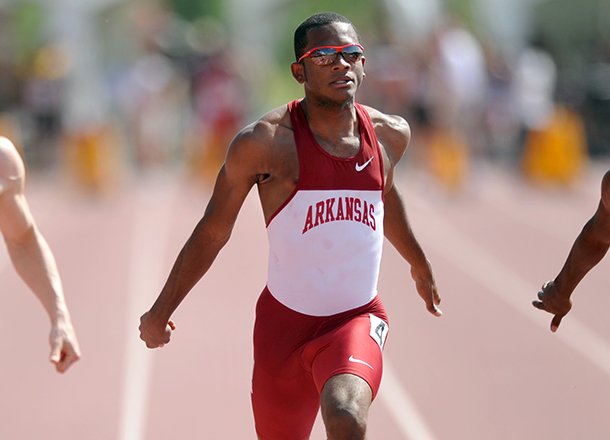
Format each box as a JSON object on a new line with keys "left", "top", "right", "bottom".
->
{"left": 300, "top": 98, "right": 360, "bottom": 158}
{"left": 301, "top": 98, "right": 358, "bottom": 139}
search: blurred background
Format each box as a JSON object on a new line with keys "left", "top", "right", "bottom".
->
{"left": 0, "top": 0, "right": 608, "bottom": 192}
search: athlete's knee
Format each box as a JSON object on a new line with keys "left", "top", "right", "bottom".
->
{"left": 321, "top": 375, "right": 372, "bottom": 440}
{"left": 323, "top": 403, "right": 367, "bottom": 439}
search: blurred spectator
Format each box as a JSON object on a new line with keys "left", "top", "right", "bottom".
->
{"left": 120, "top": 52, "right": 190, "bottom": 168}
{"left": 0, "top": 6, "right": 25, "bottom": 157}
{"left": 22, "top": 43, "right": 69, "bottom": 168}
{"left": 187, "top": 46, "right": 247, "bottom": 184}
{"left": 420, "top": 17, "right": 488, "bottom": 193}
{"left": 115, "top": 3, "right": 191, "bottom": 170}
{"left": 583, "top": 39, "right": 610, "bottom": 157}
{"left": 521, "top": 104, "right": 587, "bottom": 185}
{"left": 482, "top": 45, "right": 520, "bottom": 162}
{"left": 432, "top": 17, "right": 487, "bottom": 143}
{"left": 61, "top": 121, "right": 125, "bottom": 195}
{"left": 0, "top": 35, "right": 21, "bottom": 115}
{"left": 516, "top": 36, "right": 586, "bottom": 185}
{"left": 514, "top": 36, "right": 557, "bottom": 140}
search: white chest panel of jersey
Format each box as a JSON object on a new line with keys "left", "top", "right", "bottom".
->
{"left": 266, "top": 188, "right": 384, "bottom": 316}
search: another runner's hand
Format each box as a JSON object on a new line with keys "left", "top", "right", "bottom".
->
{"left": 49, "top": 320, "right": 81, "bottom": 373}
{"left": 411, "top": 261, "right": 442, "bottom": 317}
{"left": 139, "top": 311, "right": 176, "bottom": 348}
{"left": 532, "top": 280, "right": 572, "bottom": 332}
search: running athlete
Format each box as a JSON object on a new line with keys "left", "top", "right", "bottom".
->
{"left": 139, "top": 12, "right": 441, "bottom": 439}
{"left": 533, "top": 170, "right": 610, "bottom": 332}
{"left": 0, "top": 136, "right": 80, "bottom": 373}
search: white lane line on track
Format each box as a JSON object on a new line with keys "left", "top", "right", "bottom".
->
{"left": 119, "top": 174, "right": 179, "bottom": 440}
{"left": 406, "top": 189, "right": 610, "bottom": 378}
{"left": 379, "top": 360, "right": 439, "bottom": 440}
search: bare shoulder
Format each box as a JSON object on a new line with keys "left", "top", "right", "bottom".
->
{"left": 600, "top": 170, "right": 610, "bottom": 212}
{"left": 0, "top": 137, "right": 25, "bottom": 194}
{"left": 227, "top": 105, "right": 291, "bottom": 160}
{"left": 223, "top": 104, "right": 296, "bottom": 184}
{"left": 590, "top": 170, "right": 610, "bottom": 244}
{"left": 360, "top": 105, "right": 411, "bottom": 160}
{"left": 217, "top": 104, "right": 297, "bottom": 220}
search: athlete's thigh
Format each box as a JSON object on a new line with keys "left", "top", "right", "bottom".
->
{"left": 309, "top": 312, "right": 389, "bottom": 399}
{"left": 251, "top": 361, "right": 320, "bottom": 440}
{"left": 251, "top": 289, "right": 321, "bottom": 440}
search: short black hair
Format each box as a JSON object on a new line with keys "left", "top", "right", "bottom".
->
{"left": 293, "top": 12, "right": 356, "bottom": 61}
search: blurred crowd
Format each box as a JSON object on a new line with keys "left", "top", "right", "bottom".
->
{"left": 0, "top": 1, "right": 609, "bottom": 195}
{"left": 361, "top": 15, "right": 610, "bottom": 192}
{"left": 0, "top": 1, "right": 250, "bottom": 192}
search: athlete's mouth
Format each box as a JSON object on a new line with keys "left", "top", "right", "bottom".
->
{"left": 331, "top": 76, "right": 353, "bottom": 86}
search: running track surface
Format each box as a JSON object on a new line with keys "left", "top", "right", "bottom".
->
{"left": 1, "top": 161, "right": 609, "bottom": 439}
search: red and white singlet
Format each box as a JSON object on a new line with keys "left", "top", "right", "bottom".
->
{"left": 265, "top": 99, "right": 385, "bottom": 316}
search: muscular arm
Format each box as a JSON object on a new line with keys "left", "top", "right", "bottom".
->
{"left": 0, "top": 137, "right": 80, "bottom": 372}
{"left": 139, "top": 123, "right": 268, "bottom": 348}
{"left": 384, "top": 184, "right": 442, "bottom": 316}
{"left": 555, "top": 198, "right": 610, "bottom": 293}
{"left": 373, "top": 112, "right": 442, "bottom": 317}
{"left": 534, "top": 170, "right": 610, "bottom": 331}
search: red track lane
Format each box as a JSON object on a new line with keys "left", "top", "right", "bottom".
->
{"left": 1, "top": 162, "right": 609, "bottom": 439}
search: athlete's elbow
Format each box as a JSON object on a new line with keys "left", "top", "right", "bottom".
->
{"left": 4, "top": 224, "right": 38, "bottom": 249}
{"left": 191, "top": 224, "right": 232, "bottom": 250}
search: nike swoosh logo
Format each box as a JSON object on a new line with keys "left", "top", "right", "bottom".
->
{"left": 348, "top": 355, "right": 374, "bottom": 370}
{"left": 355, "top": 157, "right": 374, "bottom": 172}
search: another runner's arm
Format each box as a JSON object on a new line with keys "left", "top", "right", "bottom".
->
{"left": 139, "top": 123, "right": 269, "bottom": 347}
{"left": 533, "top": 171, "right": 610, "bottom": 331}
{"left": 376, "top": 115, "right": 442, "bottom": 317}
{"left": 551, "top": 171, "right": 610, "bottom": 297}
{"left": 0, "top": 137, "right": 80, "bottom": 372}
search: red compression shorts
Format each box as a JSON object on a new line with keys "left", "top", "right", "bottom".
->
{"left": 251, "top": 287, "right": 389, "bottom": 440}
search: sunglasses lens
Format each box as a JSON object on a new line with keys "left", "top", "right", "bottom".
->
{"left": 306, "top": 45, "right": 364, "bottom": 66}
{"left": 342, "top": 45, "right": 363, "bottom": 62}
{"left": 315, "top": 48, "right": 339, "bottom": 56}
{"left": 310, "top": 48, "right": 339, "bottom": 65}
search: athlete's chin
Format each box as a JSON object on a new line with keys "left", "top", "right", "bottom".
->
{"left": 332, "top": 84, "right": 357, "bottom": 96}
{"left": 322, "top": 90, "right": 357, "bottom": 107}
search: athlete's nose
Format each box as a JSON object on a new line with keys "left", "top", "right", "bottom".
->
{"left": 332, "top": 53, "right": 351, "bottom": 70}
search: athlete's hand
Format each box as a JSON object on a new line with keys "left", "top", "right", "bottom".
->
{"left": 139, "top": 311, "right": 176, "bottom": 348}
{"left": 411, "top": 260, "right": 442, "bottom": 317}
{"left": 49, "top": 318, "right": 81, "bottom": 373}
{"left": 532, "top": 280, "right": 572, "bottom": 332}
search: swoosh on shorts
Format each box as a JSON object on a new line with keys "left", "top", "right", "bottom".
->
{"left": 348, "top": 355, "right": 374, "bottom": 370}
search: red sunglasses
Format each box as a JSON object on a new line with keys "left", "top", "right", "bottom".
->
{"left": 298, "top": 43, "right": 365, "bottom": 66}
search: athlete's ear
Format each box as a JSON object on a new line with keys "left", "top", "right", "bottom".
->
{"left": 291, "top": 62, "right": 305, "bottom": 84}
{"left": 361, "top": 57, "right": 366, "bottom": 80}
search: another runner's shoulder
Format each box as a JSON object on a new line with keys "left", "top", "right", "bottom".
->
{"left": 600, "top": 170, "right": 610, "bottom": 213}
{"left": 0, "top": 137, "right": 24, "bottom": 194}
{"left": 360, "top": 104, "right": 411, "bottom": 159}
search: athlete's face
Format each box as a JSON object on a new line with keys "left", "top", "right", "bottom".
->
{"left": 291, "top": 22, "right": 366, "bottom": 105}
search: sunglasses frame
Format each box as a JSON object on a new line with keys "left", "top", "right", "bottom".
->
{"left": 297, "top": 43, "right": 365, "bottom": 65}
